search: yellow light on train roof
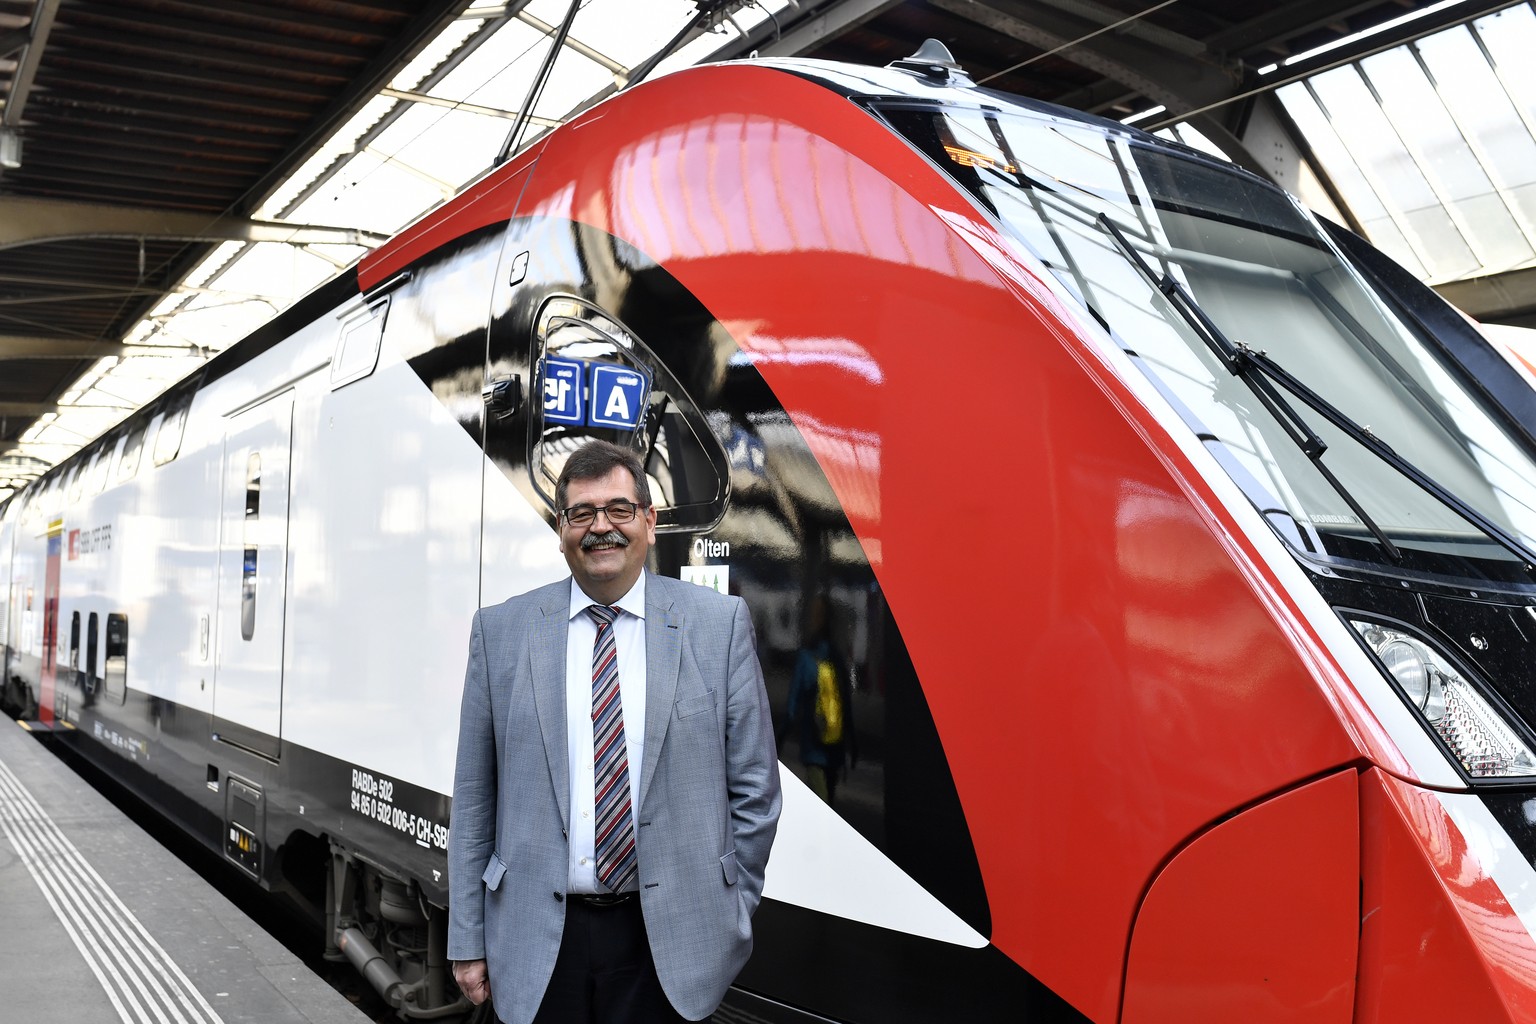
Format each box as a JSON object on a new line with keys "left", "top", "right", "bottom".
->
{"left": 942, "top": 144, "right": 1016, "bottom": 174}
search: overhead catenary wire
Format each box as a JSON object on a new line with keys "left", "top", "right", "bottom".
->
{"left": 976, "top": 0, "right": 1184, "bottom": 86}
{"left": 496, "top": 0, "right": 584, "bottom": 165}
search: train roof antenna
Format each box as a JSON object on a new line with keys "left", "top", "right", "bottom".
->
{"left": 495, "top": 0, "right": 582, "bottom": 166}
{"left": 889, "top": 39, "right": 972, "bottom": 85}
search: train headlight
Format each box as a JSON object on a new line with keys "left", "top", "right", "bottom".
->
{"left": 1349, "top": 618, "right": 1536, "bottom": 779}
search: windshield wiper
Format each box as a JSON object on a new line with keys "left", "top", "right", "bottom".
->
{"left": 1097, "top": 213, "right": 1536, "bottom": 576}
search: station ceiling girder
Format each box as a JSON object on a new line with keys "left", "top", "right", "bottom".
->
{"left": 0, "top": 196, "right": 391, "bottom": 254}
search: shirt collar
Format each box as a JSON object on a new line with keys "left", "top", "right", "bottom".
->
{"left": 568, "top": 570, "right": 647, "bottom": 622}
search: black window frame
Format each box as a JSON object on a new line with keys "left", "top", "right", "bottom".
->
{"left": 527, "top": 296, "right": 730, "bottom": 532}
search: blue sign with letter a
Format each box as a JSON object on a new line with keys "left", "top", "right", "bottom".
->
{"left": 542, "top": 358, "right": 584, "bottom": 425}
{"left": 588, "top": 363, "right": 650, "bottom": 430}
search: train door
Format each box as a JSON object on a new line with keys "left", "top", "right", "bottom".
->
{"left": 38, "top": 519, "right": 61, "bottom": 725}
{"left": 68, "top": 611, "right": 79, "bottom": 690}
{"left": 85, "top": 611, "right": 98, "bottom": 703}
{"left": 212, "top": 392, "right": 294, "bottom": 759}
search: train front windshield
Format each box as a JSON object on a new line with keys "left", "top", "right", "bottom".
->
{"left": 878, "top": 101, "right": 1536, "bottom": 587}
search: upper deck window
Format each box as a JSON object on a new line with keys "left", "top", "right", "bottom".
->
{"left": 152, "top": 398, "right": 190, "bottom": 466}
{"left": 118, "top": 423, "right": 147, "bottom": 481}
{"left": 331, "top": 298, "right": 388, "bottom": 390}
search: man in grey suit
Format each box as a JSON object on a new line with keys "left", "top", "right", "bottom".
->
{"left": 449, "top": 440, "right": 781, "bottom": 1024}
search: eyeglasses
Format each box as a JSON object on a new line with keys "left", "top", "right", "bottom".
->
{"left": 560, "top": 500, "right": 647, "bottom": 527}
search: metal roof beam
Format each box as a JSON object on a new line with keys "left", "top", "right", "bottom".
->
{"left": 1031, "top": 0, "right": 1208, "bottom": 57}
{"left": 930, "top": 0, "right": 1300, "bottom": 178}
{"left": 1232, "top": 92, "right": 1362, "bottom": 232}
{"left": 1204, "top": 0, "right": 1402, "bottom": 57}
{"left": 510, "top": 7, "right": 627, "bottom": 77}
{"left": 0, "top": 336, "right": 129, "bottom": 360}
{"left": 0, "top": 27, "right": 28, "bottom": 59}
{"left": 0, "top": 197, "right": 390, "bottom": 253}
{"left": 1435, "top": 266, "right": 1536, "bottom": 324}
{"left": 717, "top": 0, "right": 905, "bottom": 60}
{"left": 58, "top": 11, "right": 375, "bottom": 66}
{"left": 378, "top": 87, "right": 562, "bottom": 127}
{"left": 1, "top": 0, "right": 61, "bottom": 127}
{"left": 0, "top": 401, "right": 60, "bottom": 418}
{"left": 930, "top": 0, "right": 1241, "bottom": 115}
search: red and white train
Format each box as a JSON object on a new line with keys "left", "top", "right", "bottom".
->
{"left": 6, "top": 43, "right": 1536, "bottom": 1023}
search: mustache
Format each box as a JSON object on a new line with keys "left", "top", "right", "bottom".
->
{"left": 581, "top": 530, "right": 629, "bottom": 550}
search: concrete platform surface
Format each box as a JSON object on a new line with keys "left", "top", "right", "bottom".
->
{"left": 0, "top": 718, "right": 372, "bottom": 1024}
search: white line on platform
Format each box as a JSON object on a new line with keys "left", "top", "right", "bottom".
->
{"left": 0, "top": 754, "right": 225, "bottom": 1024}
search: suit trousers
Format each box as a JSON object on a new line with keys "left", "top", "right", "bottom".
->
{"left": 522, "top": 897, "right": 691, "bottom": 1024}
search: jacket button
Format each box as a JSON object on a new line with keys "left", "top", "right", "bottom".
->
{"left": 553, "top": 891, "right": 564, "bottom": 902}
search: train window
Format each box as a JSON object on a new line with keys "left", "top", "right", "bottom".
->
{"left": 331, "top": 298, "right": 388, "bottom": 390}
{"left": 42, "top": 597, "right": 55, "bottom": 673}
{"left": 241, "top": 453, "right": 259, "bottom": 641}
{"left": 103, "top": 437, "right": 125, "bottom": 490}
{"left": 152, "top": 399, "right": 189, "bottom": 466}
{"left": 86, "top": 446, "right": 110, "bottom": 496}
{"left": 19, "top": 488, "right": 38, "bottom": 530}
{"left": 118, "top": 424, "right": 146, "bottom": 481}
{"left": 39, "top": 476, "right": 61, "bottom": 524}
{"left": 86, "top": 611, "right": 99, "bottom": 698}
{"left": 104, "top": 613, "right": 127, "bottom": 704}
{"left": 69, "top": 611, "right": 84, "bottom": 705}
{"left": 529, "top": 298, "right": 729, "bottom": 531}
{"left": 66, "top": 462, "right": 85, "bottom": 505}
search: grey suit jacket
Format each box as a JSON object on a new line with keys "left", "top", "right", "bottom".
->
{"left": 448, "top": 571, "right": 781, "bottom": 1024}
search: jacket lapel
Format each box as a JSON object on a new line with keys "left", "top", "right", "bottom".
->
{"left": 640, "top": 576, "right": 682, "bottom": 811}
{"left": 530, "top": 588, "right": 570, "bottom": 831}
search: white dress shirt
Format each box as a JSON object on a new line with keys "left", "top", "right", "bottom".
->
{"left": 565, "top": 572, "right": 647, "bottom": 893}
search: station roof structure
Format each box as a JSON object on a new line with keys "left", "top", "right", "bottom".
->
{"left": 0, "top": 0, "right": 1531, "bottom": 495}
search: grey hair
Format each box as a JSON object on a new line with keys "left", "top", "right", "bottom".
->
{"left": 555, "top": 439, "right": 651, "bottom": 511}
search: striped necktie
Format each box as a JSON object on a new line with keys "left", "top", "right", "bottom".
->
{"left": 587, "top": 604, "right": 638, "bottom": 893}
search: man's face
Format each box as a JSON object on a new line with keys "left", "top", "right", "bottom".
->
{"left": 558, "top": 465, "right": 657, "bottom": 604}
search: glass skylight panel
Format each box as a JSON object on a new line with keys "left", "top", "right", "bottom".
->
{"left": 204, "top": 242, "right": 338, "bottom": 313}
{"left": 261, "top": 95, "right": 402, "bottom": 219}
{"left": 370, "top": 105, "right": 502, "bottom": 193}
{"left": 304, "top": 242, "right": 371, "bottom": 269}
{"left": 550, "top": 0, "right": 696, "bottom": 72}
{"left": 179, "top": 240, "right": 245, "bottom": 292}
{"left": 287, "top": 150, "right": 447, "bottom": 236}
{"left": 421, "top": 18, "right": 551, "bottom": 107}
{"left": 1153, "top": 124, "right": 1228, "bottom": 162}
{"left": 391, "top": 17, "right": 484, "bottom": 92}
{"left": 1308, "top": 67, "right": 1435, "bottom": 211}
{"left": 1269, "top": 8, "right": 1536, "bottom": 287}
{"left": 1310, "top": 65, "right": 1479, "bottom": 281}
{"left": 526, "top": 41, "right": 614, "bottom": 127}
{"left": 654, "top": 24, "right": 746, "bottom": 80}
{"left": 1422, "top": 27, "right": 1536, "bottom": 192}
{"left": 1363, "top": 44, "right": 1531, "bottom": 273}
{"left": 1276, "top": 80, "right": 1429, "bottom": 279}
{"left": 1474, "top": 5, "right": 1536, "bottom": 133}
{"left": 86, "top": 372, "right": 163, "bottom": 407}
{"left": 1447, "top": 15, "right": 1536, "bottom": 258}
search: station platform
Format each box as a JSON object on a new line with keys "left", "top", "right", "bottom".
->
{"left": 0, "top": 718, "right": 370, "bottom": 1024}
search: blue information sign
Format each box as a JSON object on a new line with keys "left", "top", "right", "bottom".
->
{"left": 542, "top": 358, "right": 584, "bottom": 425}
{"left": 588, "top": 363, "right": 650, "bottom": 430}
